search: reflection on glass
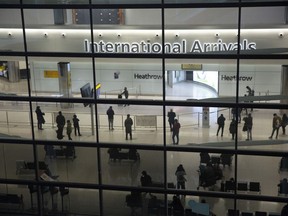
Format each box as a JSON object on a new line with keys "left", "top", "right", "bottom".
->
{"left": 38, "top": 145, "right": 98, "bottom": 184}
{"left": 102, "top": 149, "right": 164, "bottom": 187}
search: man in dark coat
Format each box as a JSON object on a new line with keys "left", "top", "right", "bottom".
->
{"left": 56, "top": 111, "right": 65, "bottom": 140}
{"left": 106, "top": 106, "right": 115, "bottom": 130}
{"left": 124, "top": 114, "right": 133, "bottom": 140}
{"left": 168, "top": 109, "right": 176, "bottom": 132}
{"left": 35, "top": 106, "right": 45, "bottom": 130}
{"left": 217, "top": 114, "right": 226, "bottom": 137}
{"left": 172, "top": 119, "right": 181, "bottom": 144}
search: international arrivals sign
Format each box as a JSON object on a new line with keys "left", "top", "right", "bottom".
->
{"left": 84, "top": 39, "right": 256, "bottom": 54}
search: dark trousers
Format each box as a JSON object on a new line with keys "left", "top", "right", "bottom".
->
{"left": 108, "top": 118, "right": 114, "bottom": 130}
{"left": 177, "top": 181, "right": 185, "bottom": 189}
{"left": 74, "top": 126, "right": 81, "bottom": 136}
{"left": 37, "top": 122, "right": 43, "bottom": 129}
{"left": 271, "top": 127, "right": 280, "bottom": 138}
{"left": 126, "top": 131, "right": 132, "bottom": 140}
{"left": 172, "top": 132, "right": 179, "bottom": 144}
{"left": 217, "top": 125, "right": 224, "bottom": 136}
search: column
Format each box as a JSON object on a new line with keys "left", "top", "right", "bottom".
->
{"left": 58, "top": 62, "right": 73, "bottom": 109}
{"left": 7, "top": 61, "right": 20, "bottom": 82}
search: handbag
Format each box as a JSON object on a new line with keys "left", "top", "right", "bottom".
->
{"left": 242, "top": 125, "right": 247, "bottom": 132}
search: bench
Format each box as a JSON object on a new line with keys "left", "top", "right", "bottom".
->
{"left": 0, "top": 194, "right": 23, "bottom": 209}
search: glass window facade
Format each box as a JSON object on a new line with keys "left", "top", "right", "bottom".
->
{"left": 0, "top": 1, "right": 287, "bottom": 216}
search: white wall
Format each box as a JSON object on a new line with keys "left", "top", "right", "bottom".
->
{"left": 30, "top": 61, "right": 281, "bottom": 97}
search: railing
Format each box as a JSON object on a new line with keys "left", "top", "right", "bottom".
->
{"left": 0, "top": 109, "right": 207, "bottom": 131}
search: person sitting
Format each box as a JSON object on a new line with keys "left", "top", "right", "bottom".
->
{"left": 140, "top": 171, "right": 152, "bottom": 187}
{"left": 170, "top": 195, "right": 184, "bottom": 216}
{"left": 199, "top": 163, "right": 217, "bottom": 189}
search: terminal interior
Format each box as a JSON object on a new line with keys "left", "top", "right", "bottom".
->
{"left": 0, "top": 1, "right": 288, "bottom": 216}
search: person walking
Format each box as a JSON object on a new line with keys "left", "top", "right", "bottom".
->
{"left": 35, "top": 106, "right": 45, "bottom": 130}
{"left": 124, "top": 114, "right": 133, "bottom": 140}
{"left": 243, "top": 113, "right": 253, "bottom": 141}
{"left": 216, "top": 114, "right": 226, "bottom": 137}
{"left": 229, "top": 119, "right": 237, "bottom": 140}
{"left": 56, "top": 111, "right": 65, "bottom": 140}
{"left": 281, "top": 113, "right": 288, "bottom": 135}
{"left": 106, "top": 106, "right": 115, "bottom": 130}
{"left": 175, "top": 164, "right": 187, "bottom": 190}
{"left": 66, "top": 120, "right": 72, "bottom": 140}
{"left": 269, "top": 113, "right": 282, "bottom": 139}
{"left": 168, "top": 109, "right": 176, "bottom": 132}
{"left": 73, "top": 114, "right": 81, "bottom": 136}
{"left": 172, "top": 119, "right": 181, "bottom": 144}
{"left": 121, "top": 87, "right": 129, "bottom": 106}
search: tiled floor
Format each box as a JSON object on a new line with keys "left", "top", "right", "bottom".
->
{"left": 0, "top": 80, "right": 287, "bottom": 215}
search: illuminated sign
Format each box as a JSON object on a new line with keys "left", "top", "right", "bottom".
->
{"left": 44, "top": 70, "right": 58, "bottom": 78}
{"left": 84, "top": 39, "right": 256, "bottom": 54}
{"left": 181, "top": 64, "right": 202, "bottom": 70}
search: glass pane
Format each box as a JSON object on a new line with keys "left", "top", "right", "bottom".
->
{"left": 237, "top": 199, "right": 284, "bottom": 215}
{"left": 38, "top": 145, "right": 98, "bottom": 184}
{"left": 239, "top": 59, "right": 285, "bottom": 105}
{"left": 99, "top": 105, "right": 163, "bottom": 144}
{"left": 68, "top": 188, "right": 99, "bottom": 215}
{"left": 29, "top": 57, "right": 94, "bottom": 99}
{"left": 92, "top": 9, "right": 161, "bottom": 55}
{"left": 165, "top": 59, "right": 237, "bottom": 102}
{"left": 165, "top": 8, "right": 238, "bottom": 55}
{"left": 0, "top": 143, "right": 34, "bottom": 179}
{"left": 24, "top": 9, "right": 91, "bottom": 53}
{"left": 240, "top": 7, "right": 288, "bottom": 55}
{"left": 0, "top": 58, "right": 29, "bottom": 95}
{"left": 92, "top": 0, "right": 161, "bottom": 5}
{"left": 102, "top": 148, "right": 164, "bottom": 187}
{"left": 237, "top": 108, "right": 287, "bottom": 151}
{"left": 0, "top": 101, "right": 32, "bottom": 139}
{"left": 237, "top": 155, "right": 280, "bottom": 197}
{"left": 96, "top": 58, "right": 163, "bottom": 100}
{"left": 0, "top": 9, "right": 24, "bottom": 52}
{"left": 23, "top": 0, "right": 89, "bottom": 4}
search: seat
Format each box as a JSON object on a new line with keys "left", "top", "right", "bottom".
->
{"left": 255, "top": 211, "right": 267, "bottom": 216}
{"left": 241, "top": 212, "right": 253, "bottom": 216}
{"left": 227, "top": 209, "right": 240, "bottom": 216}
{"left": 268, "top": 213, "right": 280, "bottom": 216}
{"left": 200, "top": 152, "right": 211, "bottom": 164}
{"left": 220, "top": 154, "right": 233, "bottom": 167}
{"left": 211, "top": 155, "right": 221, "bottom": 165}
{"left": 249, "top": 182, "right": 261, "bottom": 193}
{"left": 237, "top": 182, "right": 248, "bottom": 191}
{"left": 225, "top": 180, "right": 236, "bottom": 192}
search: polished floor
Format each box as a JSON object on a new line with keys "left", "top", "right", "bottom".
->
{"left": 0, "top": 80, "right": 287, "bottom": 215}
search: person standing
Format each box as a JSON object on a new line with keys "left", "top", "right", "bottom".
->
{"left": 229, "top": 119, "right": 237, "bottom": 140}
{"left": 168, "top": 109, "right": 176, "bottom": 132}
{"left": 243, "top": 113, "right": 253, "bottom": 141}
{"left": 35, "top": 106, "right": 45, "bottom": 130}
{"left": 269, "top": 113, "right": 282, "bottom": 139}
{"left": 216, "top": 114, "right": 226, "bottom": 137}
{"left": 56, "top": 111, "right": 65, "bottom": 140}
{"left": 175, "top": 164, "right": 187, "bottom": 190}
{"left": 66, "top": 120, "right": 72, "bottom": 140}
{"left": 172, "top": 119, "right": 181, "bottom": 144}
{"left": 106, "top": 106, "right": 115, "bottom": 130}
{"left": 124, "top": 114, "right": 133, "bottom": 140}
{"left": 73, "top": 114, "right": 81, "bottom": 136}
{"left": 281, "top": 113, "right": 288, "bottom": 135}
{"left": 121, "top": 87, "right": 129, "bottom": 106}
